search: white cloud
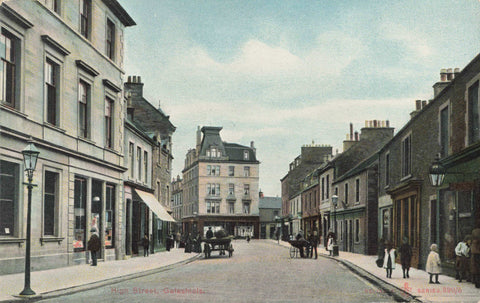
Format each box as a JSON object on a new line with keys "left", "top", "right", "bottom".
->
{"left": 380, "top": 22, "right": 434, "bottom": 59}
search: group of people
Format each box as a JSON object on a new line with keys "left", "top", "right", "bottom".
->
{"left": 293, "top": 229, "right": 319, "bottom": 259}
{"left": 379, "top": 228, "right": 480, "bottom": 287}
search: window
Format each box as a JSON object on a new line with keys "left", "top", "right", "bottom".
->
{"left": 385, "top": 153, "right": 390, "bottom": 186}
{"left": 143, "top": 151, "right": 148, "bottom": 182}
{"left": 228, "top": 202, "right": 235, "bottom": 214}
{"left": 128, "top": 143, "right": 134, "bottom": 178}
{"left": 0, "top": 30, "right": 18, "bottom": 108}
{"left": 78, "top": 80, "right": 90, "bottom": 138}
{"left": 104, "top": 97, "right": 114, "bottom": 148}
{"left": 326, "top": 175, "right": 330, "bottom": 199}
{"left": 74, "top": 177, "right": 87, "bottom": 251}
{"left": 243, "top": 150, "right": 249, "bottom": 160}
{"left": 80, "top": 0, "right": 91, "bottom": 39}
{"left": 468, "top": 81, "right": 479, "bottom": 145}
{"left": 244, "top": 166, "right": 250, "bottom": 177}
{"left": 244, "top": 184, "right": 250, "bottom": 196}
{"left": 44, "top": 171, "right": 58, "bottom": 236}
{"left": 206, "top": 200, "right": 220, "bottom": 214}
{"left": 105, "top": 184, "right": 115, "bottom": 248}
{"left": 355, "top": 219, "right": 360, "bottom": 242}
{"left": 440, "top": 106, "right": 449, "bottom": 157}
{"left": 402, "top": 135, "right": 412, "bottom": 177}
{"left": 42, "top": 0, "right": 60, "bottom": 13}
{"left": 228, "top": 166, "right": 234, "bottom": 176}
{"left": 243, "top": 202, "right": 250, "bottom": 214}
{"left": 355, "top": 179, "right": 360, "bottom": 202}
{"left": 137, "top": 147, "right": 142, "bottom": 180}
{"left": 0, "top": 161, "right": 19, "bottom": 236}
{"left": 274, "top": 210, "right": 279, "bottom": 217}
{"left": 228, "top": 183, "right": 235, "bottom": 195}
{"left": 207, "top": 147, "right": 220, "bottom": 158}
{"left": 45, "top": 59, "right": 59, "bottom": 125}
{"left": 206, "top": 184, "right": 220, "bottom": 196}
{"left": 344, "top": 183, "right": 349, "bottom": 204}
{"left": 106, "top": 19, "right": 115, "bottom": 60}
{"left": 207, "top": 165, "right": 220, "bottom": 176}
{"left": 321, "top": 177, "right": 325, "bottom": 200}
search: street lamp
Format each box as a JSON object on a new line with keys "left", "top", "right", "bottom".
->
{"left": 20, "top": 140, "right": 40, "bottom": 296}
{"left": 429, "top": 154, "right": 446, "bottom": 187}
{"left": 331, "top": 195, "right": 339, "bottom": 257}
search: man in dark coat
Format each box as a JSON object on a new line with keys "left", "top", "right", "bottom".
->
{"left": 142, "top": 233, "right": 150, "bottom": 257}
{"left": 308, "top": 230, "right": 319, "bottom": 259}
{"left": 399, "top": 237, "right": 412, "bottom": 278}
{"left": 88, "top": 228, "right": 101, "bottom": 266}
{"left": 206, "top": 227, "right": 214, "bottom": 239}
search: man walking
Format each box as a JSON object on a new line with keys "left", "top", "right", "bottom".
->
{"left": 308, "top": 230, "right": 319, "bottom": 259}
{"left": 88, "top": 228, "right": 101, "bottom": 266}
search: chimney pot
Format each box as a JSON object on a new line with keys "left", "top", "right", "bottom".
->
{"left": 386, "top": 120, "right": 390, "bottom": 128}
{"left": 350, "top": 123, "right": 353, "bottom": 140}
{"left": 138, "top": 76, "right": 142, "bottom": 83}
{"left": 422, "top": 100, "right": 427, "bottom": 109}
{"left": 447, "top": 68, "right": 453, "bottom": 80}
{"left": 440, "top": 68, "right": 448, "bottom": 82}
{"left": 373, "top": 120, "right": 378, "bottom": 127}
{"left": 127, "top": 76, "right": 132, "bottom": 83}
{"left": 354, "top": 131, "right": 359, "bottom": 141}
{"left": 415, "top": 100, "right": 421, "bottom": 110}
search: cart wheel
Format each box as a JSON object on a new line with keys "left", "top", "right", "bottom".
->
{"left": 289, "top": 246, "right": 296, "bottom": 258}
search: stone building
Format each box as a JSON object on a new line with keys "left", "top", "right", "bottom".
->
{"left": 124, "top": 76, "right": 176, "bottom": 253}
{"left": 182, "top": 126, "right": 260, "bottom": 238}
{"left": 258, "top": 192, "right": 281, "bottom": 239}
{"left": 0, "top": 0, "right": 135, "bottom": 274}
{"left": 171, "top": 175, "right": 183, "bottom": 232}
{"left": 300, "top": 170, "right": 320, "bottom": 235}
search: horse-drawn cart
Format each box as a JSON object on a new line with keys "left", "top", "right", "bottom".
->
{"left": 202, "top": 236, "right": 234, "bottom": 258}
{"left": 288, "top": 239, "right": 311, "bottom": 258}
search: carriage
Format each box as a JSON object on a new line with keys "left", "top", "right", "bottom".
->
{"left": 288, "top": 239, "right": 312, "bottom": 258}
{"left": 202, "top": 236, "right": 234, "bottom": 258}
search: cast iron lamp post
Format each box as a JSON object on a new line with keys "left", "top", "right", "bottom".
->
{"left": 20, "top": 140, "right": 40, "bottom": 296}
{"left": 331, "top": 195, "right": 339, "bottom": 256}
{"left": 429, "top": 154, "right": 446, "bottom": 187}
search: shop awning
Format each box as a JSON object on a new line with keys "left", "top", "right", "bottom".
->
{"left": 134, "top": 189, "right": 176, "bottom": 222}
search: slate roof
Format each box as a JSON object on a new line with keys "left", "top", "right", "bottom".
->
{"left": 259, "top": 196, "right": 282, "bottom": 209}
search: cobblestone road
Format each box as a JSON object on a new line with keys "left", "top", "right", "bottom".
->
{"left": 40, "top": 240, "right": 396, "bottom": 303}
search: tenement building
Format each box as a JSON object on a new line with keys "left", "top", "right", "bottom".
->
{"left": 182, "top": 126, "right": 260, "bottom": 238}
{"left": 0, "top": 0, "right": 135, "bottom": 274}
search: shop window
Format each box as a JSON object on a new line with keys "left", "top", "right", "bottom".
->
{"left": 74, "top": 177, "right": 87, "bottom": 251}
{"left": 0, "top": 161, "right": 19, "bottom": 236}
{"left": 43, "top": 171, "right": 58, "bottom": 236}
{"left": 105, "top": 184, "right": 115, "bottom": 248}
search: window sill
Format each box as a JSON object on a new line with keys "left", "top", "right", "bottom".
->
{"left": 44, "top": 122, "right": 66, "bottom": 133}
{"left": 0, "top": 237, "right": 26, "bottom": 247}
{"left": 400, "top": 174, "right": 412, "bottom": 182}
{"left": 1, "top": 104, "right": 27, "bottom": 118}
{"left": 40, "top": 237, "right": 64, "bottom": 245}
{"left": 384, "top": 185, "right": 390, "bottom": 190}
{"left": 77, "top": 136, "right": 96, "bottom": 145}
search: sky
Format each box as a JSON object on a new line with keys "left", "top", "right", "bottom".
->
{"left": 118, "top": 0, "right": 480, "bottom": 197}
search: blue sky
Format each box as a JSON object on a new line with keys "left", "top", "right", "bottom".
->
{"left": 119, "top": 0, "right": 480, "bottom": 196}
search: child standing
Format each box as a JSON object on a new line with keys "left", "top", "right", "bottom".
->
{"left": 383, "top": 240, "right": 397, "bottom": 278}
{"left": 426, "top": 243, "right": 441, "bottom": 284}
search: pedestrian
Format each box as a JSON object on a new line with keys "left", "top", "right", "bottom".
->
{"left": 246, "top": 235, "right": 250, "bottom": 243}
{"left": 383, "top": 240, "right": 397, "bottom": 278}
{"left": 308, "top": 230, "right": 319, "bottom": 259}
{"left": 87, "top": 228, "right": 101, "bottom": 266}
{"left": 166, "top": 234, "right": 172, "bottom": 251}
{"left": 185, "top": 233, "right": 192, "bottom": 253}
{"left": 398, "top": 237, "right": 412, "bottom": 278}
{"left": 296, "top": 230, "right": 306, "bottom": 258}
{"left": 470, "top": 228, "right": 480, "bottom": 288}
{"left": 455, "top": 235, "right": 471, "bottom": 282}
{"left": 142, "top": 233, "right": 149, "bottom": 257}
{"left": 327, "top": 233, "right": 334, "bottom": 256}
{"left": 176, "top": 231, "right": 181, "bottom": 248}
{"left": 426, "top": 243, "right": 441, "bottom": 284}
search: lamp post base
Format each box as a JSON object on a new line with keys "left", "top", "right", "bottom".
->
{"left": 332, "top": 245, "right": 339, "bottom": 257}
{"left": 19, "top": 288, "right": 36, "bottom": 296}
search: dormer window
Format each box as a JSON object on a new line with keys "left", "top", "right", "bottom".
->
{"left": 243, "top": 150, "right": 249, "bottom": 160}
{"left": 207, "top": 147, "right": 221, "bottom": 158}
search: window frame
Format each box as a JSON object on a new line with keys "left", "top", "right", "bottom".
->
{"left": 467, "top": 80, "right": 480, "bottom": 145}
{"left": 244, "top": 166, "right": 250, "bottom": 177}
{"left": 401, "top": 133, "right": 412, "bottom": 178}
{"left": 105, "top": 184, "right": 115, "bottom": 248}
{"left": 355, "top": 178, "right": 360, "bottom": 203}
{"left": 0, "top": 28, "right": 20, "bottom": 109}
{"left": 228, "top": 166, "right": 234, "bottom": 176}
{"left": 78, "top": 79, "right": 91, "bottom": 139}
{"left": 0, "top": 160, "right": 20, "bottom": 237}
{"left": 128, "top": 142, "right": 134, "bottom": 178}
{"left": 439, "top": 102, "right": 450, "bottom": 157}
{"left": 79, "top": 0, "right": 91, "bottom": 39}
{"left": 43, "top": 170, "right": 60, "bottom": 237}
{"left": 106, "top": 18, "right": 115, "bottom": 60}
{"left": 104, "top": 97, "right": 114, "bottom": 148}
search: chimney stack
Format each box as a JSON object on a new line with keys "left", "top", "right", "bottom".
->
{"left": 196, "top": 126, "right": 202, "bottom": 152}
{"left": 350, "top": 123, "right": 353, "bottom": 140}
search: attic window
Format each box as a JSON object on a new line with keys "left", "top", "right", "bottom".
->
{"left": 243, "top": 150, "right": 249, "bottom": 160}
{"left": 207, "top": 147, "right": 221, "bottom": 158}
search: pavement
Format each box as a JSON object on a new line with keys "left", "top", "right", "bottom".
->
{"left": 0, "top": 248, "right": 201, "bottom": 302}
{"left": 271, "top": 239, "right": 480, "bottom": 303}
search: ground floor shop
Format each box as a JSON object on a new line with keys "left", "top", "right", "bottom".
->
{"left": 0, "top": 135, "right": 124, "bottom": 274}
{"left": 333, "top": 208, "right": 368, "bottom": 255}
{"left": 182, "top": 215, "right": 260, "bottom": 239}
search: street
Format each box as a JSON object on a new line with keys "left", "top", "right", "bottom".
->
{"left": 39, "top": 240, "right": 396, "bottom": 303}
